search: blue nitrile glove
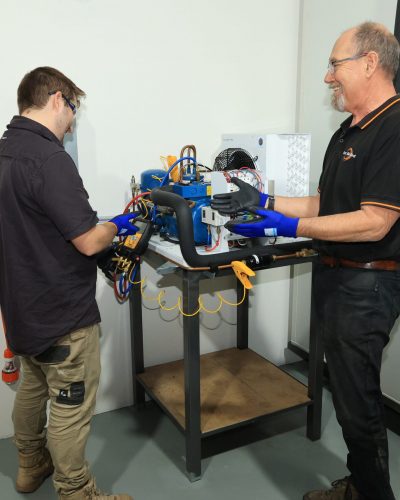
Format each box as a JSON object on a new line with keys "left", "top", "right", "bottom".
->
{"left": 210, "top": 177, "right": 268, "bottom": 215}
{"left": 109, "top": 212, "right": 140, "bottom": 236}
{"left": 229, "top": 207, "right": 299, "bottom": 238}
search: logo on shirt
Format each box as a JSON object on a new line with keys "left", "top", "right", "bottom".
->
{"left": 342, "top": 147, "right": 356, "bottom": 161}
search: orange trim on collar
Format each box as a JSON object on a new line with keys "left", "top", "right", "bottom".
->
{"left": 360, "top": 98, "right": 400, "bottom": 129}
{"left": 361, "top": 201, "right": 400, "bottom": 211}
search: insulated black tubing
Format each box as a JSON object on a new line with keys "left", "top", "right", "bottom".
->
{"left": 150, "top": 188, "right": 308, "bottom": 267}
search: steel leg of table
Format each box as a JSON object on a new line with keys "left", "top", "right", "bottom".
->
{"left": 129, "top": 263, "right": 146, "bottom": 407}
{"left": 307, "top": 261, "right": 324, "bottom": 440}
{"left": 182, "top": 270, "right": 202, "bottom": 481}
{"left": 236, "top": 278, "right": 249, "bottom": 349}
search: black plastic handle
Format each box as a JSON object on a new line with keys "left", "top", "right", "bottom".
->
{"left": 150, "top": 188, "right": 311, "bottom": 268}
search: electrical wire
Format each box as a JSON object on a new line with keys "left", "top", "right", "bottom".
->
{"left": 123, "top": 192, "right": 150, "bottom": 214}
{"left": 134, "top": 277, "right": 247, "bottom": 316}
{"left": 113, "top": 273, "right": 129, "bottom": 303}
{"left": 140, "top": 279, "right": 164, "bottom": 302}
{"left": 197, "top": 163, "right": 212, "bottom": 171}
{"left": 128, "top": 263, "right": 138, "bottom": 284}
{"left": 205, "top": 227, "right": 221, "bottom": 252}
{"left": 198, "top": 295, "right": 223, "bottom": 314}
{"left": 222, "top": 171, "right": 232, "bottom": 183}
{"left": 158, "top": 291, "right": 180, "bottom": 311}
{"left": 160, "top": 156, "right": 197, "bottom": 187}
{"left": 180, "top": 162, "right": 211, "bottom": 172}
{"left": 139, "top": 199, "right": 149, "bottom": 219}
{"left": 225, "top": 168, "right": 264, "bottom": 192}
{"left": 217, "top": 286, "right": 247, "bottom": 306}
{"left": 252, "top": 169, "right": 264, "bottom": 191}
{"left": 177, "top": 296, "right": 201, "bottom": 317}
{"left": 119, "top": 273, "right": 133, "bottom": 296}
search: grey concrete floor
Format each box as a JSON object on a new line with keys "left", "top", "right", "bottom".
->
{"left": 0, "top": 363, "right": 399, "bottom": 499}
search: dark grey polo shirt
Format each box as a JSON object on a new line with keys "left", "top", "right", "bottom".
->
{"left": 0, "top": 116, "right": 100, "bottom": 356}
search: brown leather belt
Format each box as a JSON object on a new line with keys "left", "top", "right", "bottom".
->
{"left": 320, "top": 255, "right": 400, "bottom": 271}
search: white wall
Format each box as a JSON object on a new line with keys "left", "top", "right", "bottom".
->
{"left": 0, "top": 0, "right": 303, "bottom": 438}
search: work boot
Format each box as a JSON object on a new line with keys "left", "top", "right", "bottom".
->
{"left": 303, "top": 476, "right": 364, "bottom": 499}
{"left": 59, "top": 478, "right": 133, "bottom": 500}
{"left": 16, "top": 447, "right": 54, "bottom": 493}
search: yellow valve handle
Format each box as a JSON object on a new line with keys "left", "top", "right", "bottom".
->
{"left": 168, "top": 155, "right": 179, "bottom": 182}
{"left": 231, "top": 260, "right": 255, "bottom": 290}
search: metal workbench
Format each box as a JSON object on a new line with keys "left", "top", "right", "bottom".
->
{"left": 129, "top": 240, "right": 323, "bottom": 481}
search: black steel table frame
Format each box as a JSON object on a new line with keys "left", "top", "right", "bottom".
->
{"left": 129, "top": 257, "right": 324, "bottom": 481}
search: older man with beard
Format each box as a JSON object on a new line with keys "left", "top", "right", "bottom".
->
{"left": 211, "top": 22, "right": 400, "bottom": 500}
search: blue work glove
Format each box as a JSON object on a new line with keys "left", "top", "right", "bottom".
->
{"left": 109, "top": 212, "right": 140, "bottom": 236}
{"left": 229, "top": 207, "right": 299, "bottom": 238}
{"left": 211, "top": 177, "right": 268, "bottom": 215}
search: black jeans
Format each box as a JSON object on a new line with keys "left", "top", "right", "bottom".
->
{"left": 313, "top": 263, "right": 400, "bottom": 500}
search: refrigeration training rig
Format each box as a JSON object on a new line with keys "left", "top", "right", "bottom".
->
{"left": 97, "top": 136, "right": 313, "bottom": 304}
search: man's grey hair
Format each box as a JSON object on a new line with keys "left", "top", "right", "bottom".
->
{"left": 352, "top": 22, "right": 400, "bottom": 80}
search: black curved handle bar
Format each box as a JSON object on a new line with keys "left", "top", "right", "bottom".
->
{"left": 150, "top": 188, "right": 311, "bottom": 268}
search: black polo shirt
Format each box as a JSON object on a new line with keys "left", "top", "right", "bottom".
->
{"left": 0, "top": 116, "right": 100, "bottom": 356}
{"left": 314, "top": 94, "right": 400, "bottom": 261}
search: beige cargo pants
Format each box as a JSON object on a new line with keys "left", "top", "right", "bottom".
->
{"left": 12, "top": 324, "right": 101, "bottom": 496}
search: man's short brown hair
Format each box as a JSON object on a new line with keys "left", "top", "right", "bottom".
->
{"left": 17, "top": 66, "right": 86, "bottom": 114}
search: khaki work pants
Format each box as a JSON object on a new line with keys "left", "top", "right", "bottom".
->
{"left": 12, "top": 324, "right": 101, "bottom": 497}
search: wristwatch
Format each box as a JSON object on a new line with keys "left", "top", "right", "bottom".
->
{"left": 267, "top": 195, "right": 275, "bottom": 211}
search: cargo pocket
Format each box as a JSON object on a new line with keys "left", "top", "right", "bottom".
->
{"left": 56, "top": 380, "right": 85, "bottom": 406}
{"left": 46, "top": 359, "right": 86, "bottom": 406}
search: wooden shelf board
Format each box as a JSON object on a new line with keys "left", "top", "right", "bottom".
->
{"left": 137, "top": 348, "right": 310, "bottom": 434}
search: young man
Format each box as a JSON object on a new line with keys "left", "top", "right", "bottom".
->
{"left": 0, "top": 67, "right": 137, "bottom": 500}
{"left": 212, "top": 22, "right": 400, "bottom": 500}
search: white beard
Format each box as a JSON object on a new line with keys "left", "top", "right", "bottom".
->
{"left": 331, "top": 88, "right": 346, "bottom": 112}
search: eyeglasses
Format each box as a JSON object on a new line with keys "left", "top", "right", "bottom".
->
{"left": 327, "top": 52, "right": 368, "bottom": 74}
{"left": 48, "top": 90, "right": 77, "bottom": 115}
